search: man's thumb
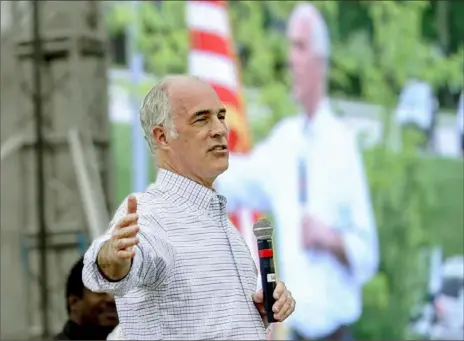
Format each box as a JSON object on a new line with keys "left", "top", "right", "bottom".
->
{"left": 127, "top": 195, "right": 137, "bottom": 214}
{"left": 252, "top": 290, "right": 264, "bottom": 303}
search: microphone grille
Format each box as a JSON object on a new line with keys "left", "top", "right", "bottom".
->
{"left": 253, "top": 218, "right": 273, "bottom": 240}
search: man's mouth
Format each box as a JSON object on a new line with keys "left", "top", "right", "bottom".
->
{"left": 209, "top": 144, "right": 228, "bottom": 152}
{"left": 101, "top": 309, "right": 118, "bottom": 321}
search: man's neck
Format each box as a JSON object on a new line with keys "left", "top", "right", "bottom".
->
{"left": 157, "top": 161, "right": 215, "bottom": 190}
{"left": 63, "top": 319, "right": 115, "bottom": 340}
{"left": 302, "top": 93, "right": 324, "bottom": 119}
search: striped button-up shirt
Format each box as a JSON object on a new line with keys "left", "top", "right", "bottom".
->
{"left": 83, "top": 169, "right": 267, "bottom": 340}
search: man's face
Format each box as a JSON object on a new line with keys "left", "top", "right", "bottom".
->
{"left": 287, "top": 15, "right": 325, "bottom": 104}
{"left": 78, "top": 289, "right": 118, "bottom": 327}
{"left": 165, "top": 79, "right": 229, "bottom": 185}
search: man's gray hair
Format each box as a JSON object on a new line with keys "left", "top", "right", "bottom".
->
{"left": 139, "top": 76, "right": 180, "bottom": 153}
{"left": 290, "top": 3, "right": 331, "bottom": 59}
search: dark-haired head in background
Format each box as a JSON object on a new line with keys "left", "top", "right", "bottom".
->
{"left": 54, "top": 256, "right": 118, "bottom": 340}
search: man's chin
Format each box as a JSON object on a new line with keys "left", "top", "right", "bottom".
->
{"left": 212, "top": 160, "right": 229, "bottom": 176}
{"left": 220, "top": 159, "right": 229, "bottom": 171}
{"left": 98, "top": 313, "right": 119, "bottom": 327}
{"left": 98, "top": 318, "right": 119, "bottom": 328}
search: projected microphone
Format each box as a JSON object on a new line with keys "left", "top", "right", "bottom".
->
{"left": 253, "top": 218, "right": 277, "bottom": 324}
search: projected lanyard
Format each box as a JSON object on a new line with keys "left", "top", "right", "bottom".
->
{"left": 298, "top": 116, "right": 352, "bottom": 232}
{"left": 298, "top": 119, "right": 311, "bottom": 209}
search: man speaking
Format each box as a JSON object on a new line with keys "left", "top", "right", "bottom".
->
{"left": 82, "top": 75, "right": 295, "bottom": 340}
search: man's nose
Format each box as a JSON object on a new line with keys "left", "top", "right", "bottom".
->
{"left": 210, "top": 117, "right": 228, "bottom": 137}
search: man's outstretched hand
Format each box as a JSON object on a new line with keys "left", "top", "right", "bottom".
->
{"left": 97, "top": 195, "right": 140, "bottom": 280}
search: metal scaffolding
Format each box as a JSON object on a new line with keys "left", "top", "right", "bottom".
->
{"left": 32, "top": 0, "right": 49, "bottom": 336}
{"left": 1, "top": 1, "right": 113, "bottom": 338}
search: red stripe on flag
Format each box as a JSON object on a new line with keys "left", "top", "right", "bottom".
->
{"left": 228, "top": 127, "right": 239, "bottom": 151}
{"left": 252, "top": 211, "right": 262, "bottom": 222}
{"left": 211, "top": 83, "right": 242, "bottom": 113}
{"left": 190, "top": 30, "right": 231, "bottom": 58}
{"left": 230, "top": 213, "right": 240, "bottom": 231}
{"left": 196, "top": 0, "right": 226, "bottom": 7}
{"left": 210, "top": 83, "right": 249, "bottom": 152}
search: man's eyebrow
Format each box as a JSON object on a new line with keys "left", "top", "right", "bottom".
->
{"left": 192, "top": 108, "right": 226, "bottom": 118}
{"left": 192, "top": 110, "right": 210, "bottom": 118}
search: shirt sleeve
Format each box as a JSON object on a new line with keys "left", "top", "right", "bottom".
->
{"left": 339, "top": 139, "right": 379, "bottom": 285}
{"left": 82, "top": 194, "right": 171, "bottom": 297}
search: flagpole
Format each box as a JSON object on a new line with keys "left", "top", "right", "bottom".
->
{"left": 127, "top": 0, "right": 149, "bottom": 193}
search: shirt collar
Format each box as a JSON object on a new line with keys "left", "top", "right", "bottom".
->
{"left": 154, "top": 168, "right": 226, "bottom": 211}
{"left": 302, "top": 98, "right": 332, "bottom": 136}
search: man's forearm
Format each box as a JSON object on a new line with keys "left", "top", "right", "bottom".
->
{"left": 97, "top": 241, "right": 132, "bottom": 281}
{"left": 326, "top": 231, "right": 349, "bottom": 268}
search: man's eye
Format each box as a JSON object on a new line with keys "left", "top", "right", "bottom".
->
{"left": 218, "top": 115, "right": 226, "bottom": 120}
{"left": 195, "top": 118, "right": 206, "bottom": 122}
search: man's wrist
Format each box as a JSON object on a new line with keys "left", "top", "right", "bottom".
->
{"left": 323, "top": 227, "right": 340, "bottom": 250}
{"left": 325, "top": 229, "right": 349, "bottom": 267}
{"left": 96, "top": 241, "right": 132, "bottom": 281}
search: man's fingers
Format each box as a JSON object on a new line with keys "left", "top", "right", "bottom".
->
{"left": 114, "top": 225, "right": 139, "bottom": 239}
{"left": 252, "top": 290, "right": 264, "bottom": 303}
{"left": 116, "top": 248, "right": 136, "bottom": 259}
{"left": 115, "top": 237, "right": 139, "bottom": 250}
{"left": 252, "top": 292, "right": 266, "bottom": 317}
{"left": 273, "top": 280, "right": 285, "bottom": 299}
{"left": 127, "top": 195, "right": 137, "bottom": 214}
{"left": 117, "top": 213, "right": 138, "bottom": 229}
{"left": 272, "top": 290, "right": 287, "bottom": 313}
{"left": 274, "top": 295, "right": 291, "bottom": 319}
{"left": 273, "top": 291, "right": 294, "bottom": 321}
{"left": 281, "top": 294, "right": 296, "bottom": 321}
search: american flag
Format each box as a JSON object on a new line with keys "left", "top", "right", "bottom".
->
{"left": 186, "top": 0, "right": 262, "bottom": 281}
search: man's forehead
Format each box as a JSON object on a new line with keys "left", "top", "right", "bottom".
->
{"left": 166, "top": 76, "right": 206, "bottom": 95}
{"left": 167, "top": 78, "right": 222, "bottom": 115}
{"left": 287, "top": 14, "right": 311, "bottom": 39}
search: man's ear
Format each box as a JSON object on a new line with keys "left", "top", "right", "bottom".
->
{"left": 68, "top": 295, "right": 82, "bottom": 315}
{"left": 152, "top": 126, "right": 169, "bottom": 150}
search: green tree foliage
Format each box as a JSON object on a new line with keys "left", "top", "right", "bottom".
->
{"left": 105, "top": 1, "right": 188, "bottom": 75}
{"left": 344, "top": 2, "right": 457, "bottom": 339}
{"left": 106, "top": 1, "right": 463, "bottom": 339}
{"left": 228, "top": 1, "right": 296, "bottom": 141}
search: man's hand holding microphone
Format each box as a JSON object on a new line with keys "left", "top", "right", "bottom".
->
{"left": 97, "top": 195, "right": 140, "bottom": 281}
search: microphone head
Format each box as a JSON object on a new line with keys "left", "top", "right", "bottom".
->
{"left": 253, "top": 218, "right": 274, "bottom": 240}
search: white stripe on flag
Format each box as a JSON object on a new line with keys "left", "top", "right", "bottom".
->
{"left": 186, "top": 1, "right": 230, "bottom": 37}
{"left": 188, "top": 50, "right": 238, "bottom": 91}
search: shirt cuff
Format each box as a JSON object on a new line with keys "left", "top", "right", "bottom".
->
{"left": 83, "top": 234, "right": 144, "bottom": 297}
{"left": 341, "top": 231, "right": 375, "bottom": 285}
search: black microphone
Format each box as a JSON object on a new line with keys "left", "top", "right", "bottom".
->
{"left": 253, "top": 218, "right": 277, "bottom": 324}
